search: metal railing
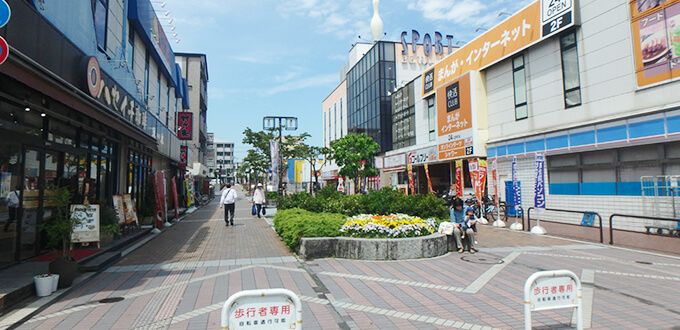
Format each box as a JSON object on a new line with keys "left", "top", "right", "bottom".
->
{"left": 527, "top": 207, "right": 604, "bottom": 244}
{"left": 608, "top": 214, "right": 679, "bottom": 245}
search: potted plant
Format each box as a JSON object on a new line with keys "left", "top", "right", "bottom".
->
{"left": 40, "top": 186, "right": 79, "bottom": 288}
{"left": 98, "top": 201, "right": 121, "bottom": 246}
{"left": 33, "top": 273, "right": 53, "bottom": 297}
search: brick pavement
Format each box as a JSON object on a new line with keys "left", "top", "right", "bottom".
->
{"left": 2, "top": 184, "right": 680, "bottom": 329}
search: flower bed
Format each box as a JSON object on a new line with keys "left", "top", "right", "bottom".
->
{"left": 339, "top": 214, "right": 437, "bottom": 238}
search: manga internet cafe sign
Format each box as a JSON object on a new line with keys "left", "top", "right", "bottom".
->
{"left": 422, "top": 0, "right": 576, "bottom": 96}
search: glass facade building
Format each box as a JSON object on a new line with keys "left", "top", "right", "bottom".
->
{"left": 346, "top": 42, "right": 396, "bottom": 152}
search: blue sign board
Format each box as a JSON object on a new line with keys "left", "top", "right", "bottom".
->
{"left": 534, "top": 154, "right": 546, "bottom": 209}
{"left": 0, "top": 0, "right": 10, "bottom": 28}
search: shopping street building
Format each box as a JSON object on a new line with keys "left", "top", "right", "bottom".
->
{"left": 322, "top": 0, "right": 680, "bottom": 240}
{"left": 0, "top": 0, "right": 193, "bottom": 265}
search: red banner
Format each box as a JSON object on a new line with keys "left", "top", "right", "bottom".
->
{"left": 179, "top": 146, "right": 188, "bottom": 167}
{"left": 153, "top": 171, "right": 166, "bottom": 229}
{"left": 171, "top": 177, "right": 180, "bottom": 221}
{"left": 455, "top": 160, "right": 463, "bottom": 198}
{"left": 424, "top": 163, "right": 434, "bottom": 194}
{"left": 468, "top": 159, "right": 479, "bottom": 204}
{"left": 407, "top": 164, "right": 415, "bottom": 195}
{"left": 177, "top": 112, "right": 193, "bottom": 140}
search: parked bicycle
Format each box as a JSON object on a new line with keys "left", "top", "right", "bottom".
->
{"left": 483, "top": 196, "right": 508, "bottom": 222}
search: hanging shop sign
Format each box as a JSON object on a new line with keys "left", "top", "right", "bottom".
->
{"left": 83, "top": 56, "right": 148, "bottom": 130}
{"left": 177, "top": 112, "right": 193, "bottom": 140}
{"left": 179, "top": 145, "right": 188, "bottom": 167}
{"left": 407, "top": 146, "right": 438, "bottom": 165}
{"left": 0, "top": 0, "right": 9, "bottom": 66}
{"left": 421, "top": 0, "right": 577, "bottom": 97}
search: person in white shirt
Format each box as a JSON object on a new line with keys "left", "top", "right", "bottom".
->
{"left": 219, "top": 183, "right": 237, "bottom": 226}
{"left": 253, "top": 183, "right": 266, "bottom": 218}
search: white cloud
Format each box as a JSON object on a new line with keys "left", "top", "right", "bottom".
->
{"left": 277, "top": 0, "right": 370, "bottom": 40}
{"left": 261, "top": 73, "right": 338, "bottom": 97}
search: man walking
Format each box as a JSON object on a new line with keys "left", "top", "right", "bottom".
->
{"left": 253, "top": 183, "right": 266, "bottom": 218}
{"left": 219, "top": 183, "right": 237, "bottom": 226}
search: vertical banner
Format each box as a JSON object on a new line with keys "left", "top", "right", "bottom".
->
{"left": 177, "top": 112, "right": 193, "bottom": 140}
{"left": 407, "top": 164, "right": 415, "bottom": 195}
{"left": 478, "top": 159, "right": 487, "bottom": 204}
{"left": 512, "top": 156, "right": 522, "bottom": 213}
{"left": 270, "top": 140, "right": 279, "bottom": 191}
{"left": 171, "top": 177, "right": 180, "bottom": 220}
{"left": 179, "top": 146, "right": 188, "bottom": 167}
{"left": 492, "top": 158, "right": 499, "bottom": 207}
{"left": 468, "top": 159, "right": 479, "bottom": 203}
{"left": 424, "top": 163, "right": 434, "bottom": 194}
{"left": 534, "top": 153, "right": 546, "bottom": 210}
{"left": 153, "top": 172, "right": 166, "bottom": 229}
{"left": 455, "top": 160, "right": 463, "bottom": 197}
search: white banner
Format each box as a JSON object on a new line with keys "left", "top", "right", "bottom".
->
{"left": 270, "top": 140, "right": 280, "bottom": 190}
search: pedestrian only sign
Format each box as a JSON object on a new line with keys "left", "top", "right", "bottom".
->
{"left": 524, "top": 269, "right": 582, "bottom": 330}
{"left": 221, "top": 288, "right": 302, "bottom": 329}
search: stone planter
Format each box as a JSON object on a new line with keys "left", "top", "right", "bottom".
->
{"left": 299, "top": 233, "right": 449, "bottom": 260}
{"left": 49, "top": 258, "right": 79, "bottom": 288}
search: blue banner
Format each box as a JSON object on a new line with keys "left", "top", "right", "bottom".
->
{"left": 512, "top": 156, "right": 521, "bottom": 213}
{"left": 534, "top": 154, "right": 546, "bottom": 209}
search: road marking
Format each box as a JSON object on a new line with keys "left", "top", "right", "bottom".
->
{"left": 524, "top": 252, "right": 680, "bottom": 268}
{"left": 595, "top": 270, "right": 680, "bottom": 281}
{"left": 463, "top": 251, "right": 521, "bottom": 293}
{"left": 317, "top": 271, "right": 466, "bottom": 292}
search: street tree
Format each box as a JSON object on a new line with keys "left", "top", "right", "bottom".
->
{"left": 241, "top": 127, "right": 309, "bottom": 187}
{"left": 329, "top": 133, "right": 380, "bottom": 193}
{"left": 293, "top": 143, "right": 332, "bottom": 194}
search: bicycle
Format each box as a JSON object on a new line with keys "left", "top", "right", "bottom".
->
{"left": 483, "top": 196, "right": 508, "bottom": 222}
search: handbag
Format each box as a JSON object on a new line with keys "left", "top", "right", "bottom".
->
{"left": 251, "top": 204, "right": 257, "bottom": 216}
{"left": 438, "top": 222, "right": 454, "bottom": 235}
{"left": 261, "top": 206, "right": 266, "bottom": 216}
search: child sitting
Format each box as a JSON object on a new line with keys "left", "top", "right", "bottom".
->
{"left": 461, "top": 208, "right": 478, "bottom": 243}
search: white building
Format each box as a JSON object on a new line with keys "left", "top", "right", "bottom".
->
{"left": 214, "top": 139, "right": 235, "bottom": 183}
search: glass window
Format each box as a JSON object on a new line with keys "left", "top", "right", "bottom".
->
{"left": 560, "top": 30, "right": 582, "bottom": 108}
{"left": 144, "top": 53, "right": 150, "bottom": 104}
{"left": 512, "top": 54, "right": 528, "bottom": 120}
{"left": 427, "top": 97, "right": 436, "bottom": 141}
{"left": 157, "top": 71, "right": 161, "bottom": 115}
{"left": 127, "top": 28, "right": 134, "bottom": 68}
{"left": 94, "top": 0, "right": 108, "bottom": 51}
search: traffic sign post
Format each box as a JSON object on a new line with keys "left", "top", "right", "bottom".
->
{"left": 221, "top": 288, "right": 302, "bottom": 329}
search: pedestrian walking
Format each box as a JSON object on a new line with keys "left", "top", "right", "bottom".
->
{"left": 219, "top": 183, "right": 237, "bottom": 226}
{"left": 253, "top": 183, "right": 266, "bottom": 218}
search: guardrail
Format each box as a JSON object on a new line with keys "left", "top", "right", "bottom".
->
{"left": 608, "top": 214, "right": 679, "bottom": 245}
{"left": 527, "top": 207, "right": 604, "bottom": 244}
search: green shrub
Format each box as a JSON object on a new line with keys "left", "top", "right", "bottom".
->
{"left": 278, "top": 187, "right": 449, "bottom": 220}
{"left": 273, "top": 208, "right": 346, "bottom": 252}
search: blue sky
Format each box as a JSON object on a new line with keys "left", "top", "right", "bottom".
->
{"left": 158, "top": 0, "right": 533, "bottom": 161}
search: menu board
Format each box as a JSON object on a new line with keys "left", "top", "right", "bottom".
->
{"left": 71, "top": 204, "right": 100, "bottom": 244}
{"left": 113, "top": 194, "right": 139, "bottom": 225}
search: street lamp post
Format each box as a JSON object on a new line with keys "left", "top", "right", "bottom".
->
{"left": 263, "top": 116, "right": 298, "bottom": 197}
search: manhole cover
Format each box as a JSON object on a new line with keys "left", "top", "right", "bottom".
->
{"left": 461, "top": 255, "right": 504, "bottom": 264}
{"left": 635, "top": 261, "right": 653, "bottom": 265}
{"left": 99, "top": 297, "right": 125, "bottom": 304}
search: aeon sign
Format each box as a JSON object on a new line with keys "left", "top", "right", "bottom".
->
{"left": 400, "top": 30, "right": 454, "bottom": 66}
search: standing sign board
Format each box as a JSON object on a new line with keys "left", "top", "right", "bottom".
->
{"left": 221, "top": 288, "right": 302, "bottom": 329}
{"left": 524, "top": 270, "right": 582, "bottom": 330}
{"left": 71, "top": 204, "right": 100, "bottom": 247}
{"left": 113, "top": 194, "right": 139, "bottom": 225}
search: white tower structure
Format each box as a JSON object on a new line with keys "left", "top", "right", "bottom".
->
{"left": 370, "top": 0, "right": 383, "bottom": 42}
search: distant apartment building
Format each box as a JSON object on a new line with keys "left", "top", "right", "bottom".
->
{"left": 214, "top": 139, "right": 235, "bottom": 183}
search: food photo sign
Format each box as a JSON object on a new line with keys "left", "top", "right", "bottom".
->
{"left": 631, "top": 0, "right": 680, "bottom": 87}
{"left": 71, "top": 204, "right": 100, "bottom": 246}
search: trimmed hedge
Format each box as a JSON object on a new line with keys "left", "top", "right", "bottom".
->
{"left": 273, "top": 208, "right": 346, "bottom": 252}
{"left": 278, "top": 186, "right": 448, "bottom": 219}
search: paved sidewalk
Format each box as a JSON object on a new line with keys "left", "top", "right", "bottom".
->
{"left": 2, "top": 184, "right": 680, "bottom": 329}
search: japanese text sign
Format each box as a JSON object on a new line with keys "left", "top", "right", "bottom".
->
{"left": 534, "top": 153, "right": 546, "bottom": 209}
{"left": 630, "top": 1, "right": 680, "bottom": 87}
{"left": 221, "top": 289, "right": 302, "bottom": 330}
{"left": 523, "top": 270, "right": 582, "bottom": 330}
{"left": 177, "top": 112, "right": 193, "bottom": 140}
{"left": 422, "top": 1, "right": 542, "bottom": 96}
{"left": 436, "top": 73, "right": 474, "bottom": 161}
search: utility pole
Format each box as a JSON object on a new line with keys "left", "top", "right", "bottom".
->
{"left": 263, "top": 116, "right": 298, "bottom": 197}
